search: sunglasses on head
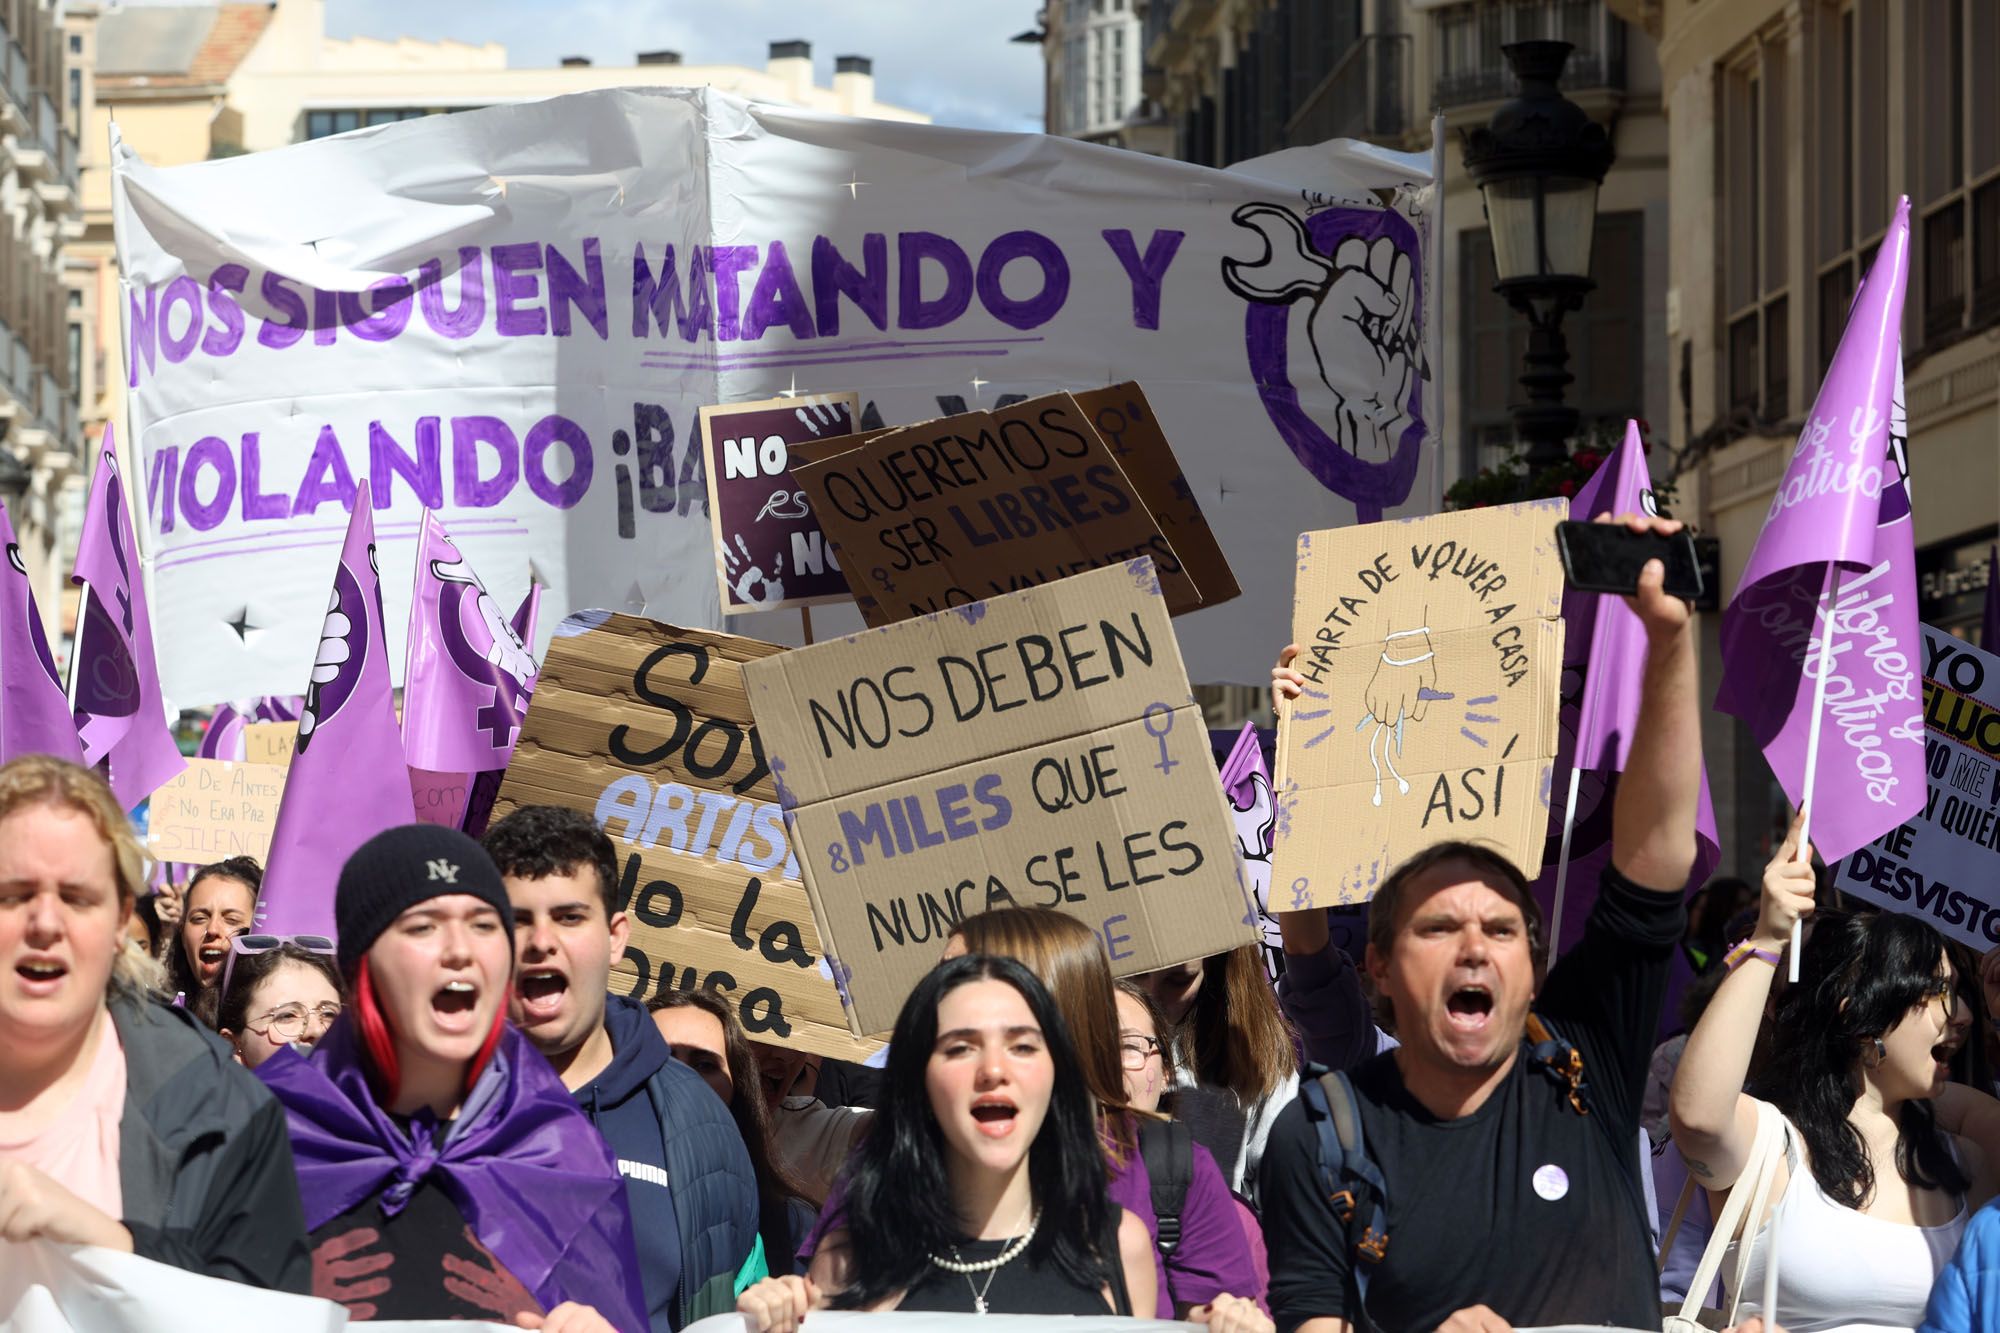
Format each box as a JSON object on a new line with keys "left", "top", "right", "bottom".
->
{"left": 219, "top": 933, "right": 336, "bottom": 999}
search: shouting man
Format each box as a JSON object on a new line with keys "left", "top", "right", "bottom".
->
{"left": 486, "top": 804, "right": 759, "bottom": 1331}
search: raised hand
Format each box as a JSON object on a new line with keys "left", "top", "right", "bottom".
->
{"left": 1271, "top": 643, "right": 1307, "bottom": 716}
{"left": 1755, "top": 810, "right": 1818, "bottom": 951}
{"left": 1596, "top": 511, "right": 1693, "bottom": 640}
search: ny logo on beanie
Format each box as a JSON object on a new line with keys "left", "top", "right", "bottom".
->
{"left": 426, "top": 859, "right": 460, "bottom": 884}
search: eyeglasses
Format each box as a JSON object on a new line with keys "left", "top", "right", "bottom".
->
{"left": 1925, "top": 981, "right": 1961, "bottom": 1022}
{"left": 219, "top": 932, "right": 336, "bottom": 999}
{"left": 1119, "top": 1034, "right": 1162, "bottom": 1070}
{"left": 248, "top": 1001, "right": 344, "bottom": 1044}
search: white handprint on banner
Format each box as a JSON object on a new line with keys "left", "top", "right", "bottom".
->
{"left": 721, "top": 534, "right": 785, "bottom": 605}
{"left": 794, "top": 402, "right": 845, "bottom": 437}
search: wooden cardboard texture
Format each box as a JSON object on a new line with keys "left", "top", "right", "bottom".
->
{"left": 494, "top": 612, "right": 877, "bottom": 1057}
{"left": 745, "top": 560, "right": 1257, "bottom": 1033}
{"left": 789, "top": 389, "right": 1232, "bottom": 627}
{"left": 243, "top": 722, "right": 295, "bottom": 768}
{"left": 145, "top": 759, "right": 286, "bottom": 864}
{"left": 699, "top": 392, "right": 860, "bottom": 614}
{"left": 1069, "top": 383, "right": 1240, "bottom": 608}
{"left": 1272, "top": 500, "right": 1568, "bottom": 907}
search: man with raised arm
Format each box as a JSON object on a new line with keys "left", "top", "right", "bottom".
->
{"left": 1260, "top": 514, "right": 1703, "bottom": 1333}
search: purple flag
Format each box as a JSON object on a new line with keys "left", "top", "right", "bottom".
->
{"left": 0, "top": 503, "right": 84, "bottom": 766}
{"left": 1716, "top": 198, "right": 1924, "bottom": 861}
{"left": 1219, "top": 721, "right": 1281, "bottom": 972}
{"left": 1982, "top": 545, "right": 2000, "bottom": 652}
{"left": 1531, "top": 422, "right": 1720, "bottom": 954}
{"left": 70, "top": 428, "right": 184, "bottom": 807}
{"left": 402, "top": 511, "right": 540, "bottom": 774}
{"left": 199, "top": 695, "right": 303, "bottom": 761}
{"left": 261, "top": 482, "right": 416, "bottom": 939}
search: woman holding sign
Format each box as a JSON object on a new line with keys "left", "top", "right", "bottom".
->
{"left": 737, "top": 952, "right": 1159, "bottom": 1328}
{"left": 1670, "top": 813, "right": 1991, "bottom": 1330}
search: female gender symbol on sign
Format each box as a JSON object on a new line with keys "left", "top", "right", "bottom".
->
{"left": 1143, "top": 704, "right": 1178, "bottom": 775}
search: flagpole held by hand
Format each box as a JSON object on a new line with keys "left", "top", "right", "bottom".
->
{"left": 1548, "top": 767, "right": 1583, "bottom": 959}
{"left": 1792, "top": 566, "right": 1842, "bottom": 983}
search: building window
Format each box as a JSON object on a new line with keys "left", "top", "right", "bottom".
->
{"left": 1460, "top": 211, "right": 1647, "bottom": 476}
{"left": 68, "top": 34, "right": 81, "bottom": 54}
{"left": 1909, "top": 0, "right": 2000, "bottom": 347}
{"left": 1720, "top": 37, "right": 1790, "bottom": 421}
{"left": 303, "top": 107, "right": 434, "bottom": 141}
{"left": 66, "top": 65, "right": 77, "bottom": 113}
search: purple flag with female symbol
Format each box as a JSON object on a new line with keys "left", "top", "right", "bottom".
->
{"left": 1716, "top": 198, "right": 1925, "bottom": 861}
{"left": 1531, "top": 421, "right": 1719, "bottom": 952}
{"left": 261, "top": 482, "right": 416, "bottom": 938}
{"left": 69, "top": 429, "right": 184, "bottom": 807}
{"left": 0, "top": 503, "right": 84, "bottom": 766}
{"left": 403, "top": 511, "right": 540, "bottom": 775}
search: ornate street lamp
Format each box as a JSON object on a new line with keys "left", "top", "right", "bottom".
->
{"left": 1462, "top": 40, "right": 1615, "bottom": 477}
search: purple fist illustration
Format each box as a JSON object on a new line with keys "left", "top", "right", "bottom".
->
{"left": 297, "top": 553, "right": 370, "bottom": 754}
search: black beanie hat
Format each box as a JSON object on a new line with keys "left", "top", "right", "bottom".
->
{"left": 335, "top": 823, "right": 513, "bottom": 976}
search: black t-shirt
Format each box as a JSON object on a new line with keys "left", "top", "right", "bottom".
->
{"left": 309, "top": 1174, "right": 544, "bottom": 1324}
{"left": 894, "top": 1210, "right": 1130, "bottom": 1316}
{"left": 1261, "top": 865, "right": 1683, "bottom": 1332}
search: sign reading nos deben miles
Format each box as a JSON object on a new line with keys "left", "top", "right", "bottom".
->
{"left": 743, "top": 558, "right": 1256, "bottom": 1033}
{"left": 494, "top": 611, "right": 876, "bottom": 1056}
{"left": 1271, "top": 499, "right": 1567, "bottom": 908}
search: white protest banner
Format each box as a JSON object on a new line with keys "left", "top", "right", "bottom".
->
{"left": 1833, "top": 624, "right": 2000, "bottom": 944}
{"left": 112, "top": 87, "right": 1437, "bottom": 706}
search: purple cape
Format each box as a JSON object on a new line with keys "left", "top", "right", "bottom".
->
{"left": 257, "top": 1019, "right": 648, "bottom": 1332}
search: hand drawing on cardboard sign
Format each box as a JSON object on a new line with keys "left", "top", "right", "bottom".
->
{"left": 1224, "top": 203, "right": 1428, "bottom": 522}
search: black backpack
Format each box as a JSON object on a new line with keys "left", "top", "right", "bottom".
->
{"left": 1135, "top": 1115, "right": 1195, "bottom": 1256}
{"left": 1298, "top": 1014, "right": 1633, "bottom": 1327}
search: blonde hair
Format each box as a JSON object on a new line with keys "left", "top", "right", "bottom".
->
{"left": 0, "top": 754, "right": 154, "bottom": 996}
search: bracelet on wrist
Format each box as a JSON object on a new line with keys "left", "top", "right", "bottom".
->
{"left": 1724, "top": 942, "right": 1782, "bottom": 973}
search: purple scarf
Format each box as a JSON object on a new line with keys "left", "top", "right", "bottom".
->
{"left": 257, "top": 1019, "right": 648, "bottom": 1332}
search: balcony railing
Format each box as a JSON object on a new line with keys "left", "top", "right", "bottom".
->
{"left": 1431, "top": 0, "right": 1627, "bottom": 110}
{"left": 1290, "top": 32, "right": 1411, "bottom": 144}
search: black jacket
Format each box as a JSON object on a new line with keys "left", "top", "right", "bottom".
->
{"left": 574, "top": 995, "right": 759, "bottom": 1330}
{"left": 112, "top": 994, "right": 311, "bottom": 1292}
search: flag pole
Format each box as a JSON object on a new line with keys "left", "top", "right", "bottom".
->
{"left": 1546, "top": 766, "right": 1583, "bottom": 958}
{"left": 1792, "top": 564, "right": 1843, "bottom": 983}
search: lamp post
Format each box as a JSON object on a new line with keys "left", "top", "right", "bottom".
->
{"left": 1462, "top": 40, "right": 1614, "bottom": 479}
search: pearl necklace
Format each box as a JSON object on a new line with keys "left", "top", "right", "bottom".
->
{"left": 928, "top": 1208, "right": 1041, "bottom": 1314}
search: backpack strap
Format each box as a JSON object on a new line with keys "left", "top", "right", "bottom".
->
{"left": 1136, "top": 1116, "right": 1195, "bottom": 1258}
{"left": 1524, "top": 1012, "right": 1590, "bottom": 1116}
{"left": 1299, "top": 1065, "right": 1389, "bottom": 1323}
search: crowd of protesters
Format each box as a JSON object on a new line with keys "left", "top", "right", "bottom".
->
{"left": 6, "top": 519, "right": 2000, "bottom": 1332}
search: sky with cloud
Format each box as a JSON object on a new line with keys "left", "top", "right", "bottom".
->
{"left": 321, "top": 0, "right": 1049, "bottom": 131}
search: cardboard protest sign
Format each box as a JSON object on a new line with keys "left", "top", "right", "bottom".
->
{"left": 243, "top": 721, "right": 294, "bottom": 768}
{"left": 789, "top": 390, "right": 1235, "bottom": 627}
{"left": 1833, "top": 626, "right": 2000, "bottom": 945}
{"left": 494, "top": 611, "right": 876, "bottom": 1056}
{"left": 1272, "top": 499, "right": 1567, "bottom": 907}
{"left": 743, "top": 558, "right": 1257, "bottom": 1033}
{"left": 1070, "top": 383, "right": 1240, "bottom": 608}
{"left": 700, "top": 393, "right": 860, "bottom": 613}
{"left": 144, "top": 758, "right": 286, "bottom": 864}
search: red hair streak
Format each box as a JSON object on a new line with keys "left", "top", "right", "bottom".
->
{"left": 354, "top": 958, "right": 512, "bottom": 1106}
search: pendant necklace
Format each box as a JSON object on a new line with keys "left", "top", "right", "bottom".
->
{"left": 927, "top": 1205, "right": 1041, "bottom": 1315}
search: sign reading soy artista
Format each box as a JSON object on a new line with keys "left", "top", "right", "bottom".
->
{"left": 743, "top": 559, "right": 1257, "bottom": 1034}
{"left": 1835, "top": 625, "right": 2000, "bottom": 945}
{"left": 1272, "top": 500, "right": 1567, "bottom": 907}
{"left": 494, "top": 611, "right": 875, "bottom": 1056}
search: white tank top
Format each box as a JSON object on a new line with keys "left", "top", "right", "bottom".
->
{"left": 1728, "top": 1115, "right": 1967, "bottom": 1333}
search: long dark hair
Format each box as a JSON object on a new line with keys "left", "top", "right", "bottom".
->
{"left": 166, "top": 858, "right": 263, "bottom": 1024}
{"left": 1751, "top": 911, "right": 1969, "bottom": 1208}
{"left": 832, "top": 954, "right": 1112, "bottom": 1310}
{"left": 648, "top": 989, "right": 810, "bottom": 1268}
